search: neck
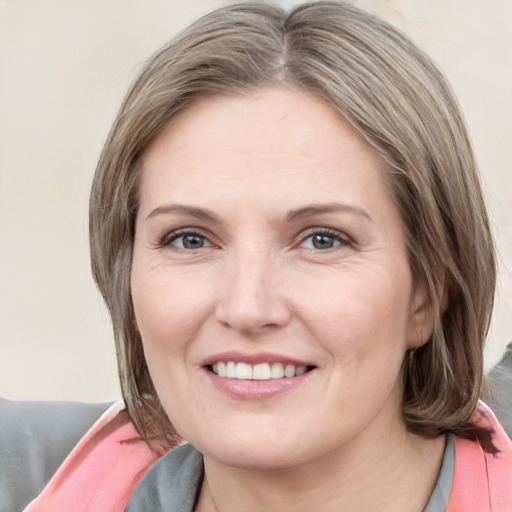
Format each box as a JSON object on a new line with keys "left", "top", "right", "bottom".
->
{"left": 195, "top": 420, "right": 445, "bottom": 512}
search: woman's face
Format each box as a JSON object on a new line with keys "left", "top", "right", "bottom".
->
{"left": 131, "top": 88, "right": 428, "bottom": 470}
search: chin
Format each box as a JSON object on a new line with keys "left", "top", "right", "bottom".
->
{"left": 204, "top": 443, "right": 305, "bottom": 471}
{"left": 184, "top": 428, "right": 307, "bottom": 471}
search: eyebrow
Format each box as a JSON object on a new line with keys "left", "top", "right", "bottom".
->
{"left": 286, "top": 203, "right": 372, "bottom": 222}
{"left": 146, "top": 202, "right": 372, "bottom": 224}
{"left": 146, "top": 204, "right": 221, "bottom": 223}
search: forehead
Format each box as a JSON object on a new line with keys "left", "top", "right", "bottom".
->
{"left": 138, "top": 88, "right": 388, "bottom": 205}
{"left": 146, "top": 88, "right": 376, "bottom": 149}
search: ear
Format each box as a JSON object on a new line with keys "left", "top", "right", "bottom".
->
{"left": 406, "top": 281, "right": 435, "bottom": 350}
{"left": 406, "top": 280, "right": 449, "bottom": 349}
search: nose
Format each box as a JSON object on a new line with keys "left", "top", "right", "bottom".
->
{"left": 215, "top": 248, "right": 291, "bottom": 333}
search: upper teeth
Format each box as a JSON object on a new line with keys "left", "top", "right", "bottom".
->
{"left": 212, "top": 362, "right": 308, "bottom": 380}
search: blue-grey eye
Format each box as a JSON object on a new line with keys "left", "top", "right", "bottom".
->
{"left": 172, "top": 233, "right": 209, "bottom": 249}
{"left": 302, "top": 233, "right": 341, "bottom": 250}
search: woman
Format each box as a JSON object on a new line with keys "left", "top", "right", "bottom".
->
{"left": 2, "top": 1, "right": 510, "bottom": 510}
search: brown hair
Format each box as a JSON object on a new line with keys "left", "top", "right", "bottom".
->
{"left": 89, "top": 1, "right": 496, "bottom": 447}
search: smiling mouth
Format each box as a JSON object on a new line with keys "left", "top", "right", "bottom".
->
{"left": 207, "top": 362, "right": 315, "bottom": 380}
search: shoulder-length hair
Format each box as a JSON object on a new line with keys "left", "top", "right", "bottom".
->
{"left": 90, "top": 1, "right": 496, "bottom": 448}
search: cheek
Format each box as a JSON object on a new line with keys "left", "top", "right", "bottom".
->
{"left": 130, "top": 269, "right": 212, "bottom": 429}
{"left": 131, "top": 265, "right": 213, "bottom": 358}
{"left": 298, "top": 265, "right": 412, "bottom": 336}
{"left": 291, "top": 264, "right": 413, "bottom": 378}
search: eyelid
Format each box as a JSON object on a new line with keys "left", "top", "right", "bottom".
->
{"left": 154, "top": 226, "right": 352, "bottom": 250}
{"left": 296, "top": 227, "right": 353, "bottom": 248}
{"left": 157, "top": 227, "right": 214, "bottom": 249}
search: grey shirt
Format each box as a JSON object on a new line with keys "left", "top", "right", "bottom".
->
{"left": 0, "top": 399, "right": 110, "bottom": 512}
{"left": 483, "top": 341, "right": 512, "bottom": 438}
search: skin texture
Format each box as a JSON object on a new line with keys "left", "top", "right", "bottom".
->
{"left": 131, "top": 88, "right": 444, "bottom": 511}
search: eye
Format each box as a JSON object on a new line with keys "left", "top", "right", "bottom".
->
{"left": 163, "top": 231, "right": 212, "bottom": 250}
{"left": 300, "top": 230, "right": 349, "bottom": 250}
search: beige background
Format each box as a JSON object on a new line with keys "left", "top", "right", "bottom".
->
{"left": 1, "top": 0, "right": 511, "bottom": 402}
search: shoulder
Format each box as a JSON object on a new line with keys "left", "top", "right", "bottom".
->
{"left": 484, "top": 341, "right": 512, "bottom": 438}
{"left": 0, "top": 397, "right": 111, "bottom": 511}
{"left": 126, "top": 443, "right": 204, "bottom": 511}
{"left": 448, "top": 404, "right": 512, "bottom": 511}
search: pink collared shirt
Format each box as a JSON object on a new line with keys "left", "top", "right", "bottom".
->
{"left": 447, "top": 404, "right": 512, "bottom": 511}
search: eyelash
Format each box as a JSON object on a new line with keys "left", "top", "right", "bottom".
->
{"left": 156, "top": 227, "right": 352, "bottom": 251}
{"left": 158, "top": 229, "right": 212, "bottom": 249}
{"left": 297, "top": 228, "right": 352, "bottom": 251}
